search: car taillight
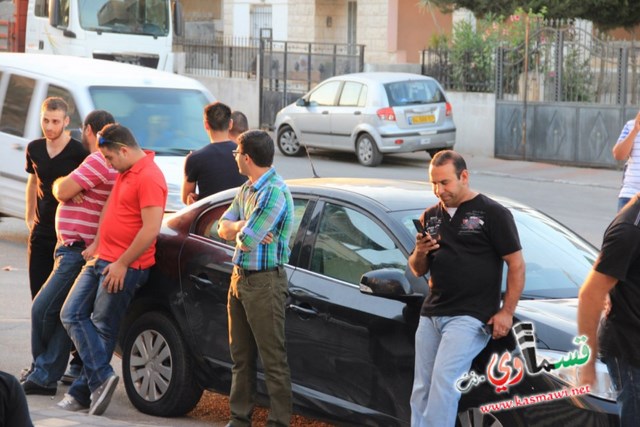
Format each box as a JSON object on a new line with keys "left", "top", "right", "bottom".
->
{"left": 377, "top": 107, "right": 396, "bottom": 121}
{"left": 446, "top": 102, "right": 452, "bottom": 117}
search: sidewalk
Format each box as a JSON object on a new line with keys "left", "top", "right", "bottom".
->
{"left": 464, "top": 155, "right": 621, "bottom": 190}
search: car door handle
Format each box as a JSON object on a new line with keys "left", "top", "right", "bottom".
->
{"left": 12, "top": 143, "right": 24, "bottom": 151}
{"left": 353, "top": 111, "right": 362, "bottom": 115}
{"left": 286, "top": 303, "right": 318, "bottom": 317}
{"left": 189, "top": 274, "right": 214, "bottom": 289}
{"left": 321, "top": 111, "right": 329, "bottom": 115}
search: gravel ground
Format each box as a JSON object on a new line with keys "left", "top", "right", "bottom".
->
{"left": 189, "top": 391, "right": 335, "bottom": 426}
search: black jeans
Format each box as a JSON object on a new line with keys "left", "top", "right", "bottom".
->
{"left": 27, "top": 227, "right": 56, "bottom": 299}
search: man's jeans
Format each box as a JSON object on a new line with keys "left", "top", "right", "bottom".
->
{"left": 605, "top": 356, "right": 640, "bottom": 426}
{"left": 61, "top": 258, "right": 148, "bottom": 407}
{"left": 227, "top": 266, "right": 291, "bottom": 427}
{"left": 28, "top": 244, "right": 85, "bottom": 388}
{"left": 410, "top": 315, "right": 491, "bottom": 427}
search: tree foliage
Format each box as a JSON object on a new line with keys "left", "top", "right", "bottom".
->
{"left": 420, "top": 0, "right": 640, "bottom": 30}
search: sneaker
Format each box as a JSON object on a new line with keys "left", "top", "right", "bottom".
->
{"left": 89, "top": 375, "right": 119, "bottom": 416}
{"left": 22, "top": 379, "right": 57, "bottom": 396}
{"left": 19, "top": 365, "right": 33, "bottom": 384}
{"left": 60, "top": 364, "right": 81, "bottom": 385}
{"left": 57, "top": 393, "right": 89, "bottom": 412}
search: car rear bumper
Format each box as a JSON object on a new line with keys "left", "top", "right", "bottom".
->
{"left": 377, "top": 128, "right": 456, "bottom": 153}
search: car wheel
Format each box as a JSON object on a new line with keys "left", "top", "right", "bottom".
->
{"left": 456, "top": 408, "right": 504, "bottom": 427}
{"left": 356, "top": 134, "right": 383, "bottom": 166}
{"left": 277, "top": 125, "right": 303, "bottom": 156}
{"left": 122, "top": 311, "right": 203, "bottom": 417}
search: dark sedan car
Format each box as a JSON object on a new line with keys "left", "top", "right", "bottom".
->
{"left": 117, "top": 178, "right": 619, "bottom": 426}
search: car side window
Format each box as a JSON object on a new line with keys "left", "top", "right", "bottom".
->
{"left": 196, "top": 199, "right": 309, "bottom": 253}
{"left": 46, "top": 85, "right": 83, "bottom": 134}
{"left": 0, "top": 74, "right": 35, "bottom": 137}
{"left": 310, "top": 203, "right": 407, "bottom": 284}
{"left": 338, "top": 82, "right": 364, "bottom": 107}
{"left": 308, "top": 81, "right": 341, "bottom": 106}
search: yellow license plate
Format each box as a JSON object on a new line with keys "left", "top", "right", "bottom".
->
{"left": 409, "top": 114, "right": 435, "bottom": 124}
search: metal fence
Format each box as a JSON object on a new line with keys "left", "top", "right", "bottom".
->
{"left": 422, "top": 26, "right": 640, "bottom": 107}
{"left": 176, "top": 36, "right": 261, "bottom": 78}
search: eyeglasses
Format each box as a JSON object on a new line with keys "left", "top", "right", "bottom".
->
{"left": 232, "top": 149, "right": 245, "bottom": 156}
{"left": 97, "top": 133, "right": 127, "bottom": 147}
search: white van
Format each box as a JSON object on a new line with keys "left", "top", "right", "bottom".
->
{"left": 0, "top": 53, "right": 215, "bottom": 218}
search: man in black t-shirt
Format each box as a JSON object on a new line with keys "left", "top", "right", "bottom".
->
{"left": 578, "top": 195, "right": 640, "bottom": 426}
{"left": 408, "top": 150, "right": 525, "bottom": 427}
{"left": 181, "top": 102, "right": 246, "bottom": 205}
{"left": 25, "top": 97, "right": 87, "bottom": 299}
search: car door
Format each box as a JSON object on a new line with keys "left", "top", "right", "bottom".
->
{"left": 295, "top": 80, "right": 342, "bottom": 148}
{"left": 285, "top": 200, "right": 417, "bottom": 423}
{"left": 331, "top": 81, "right": 368, "bottom": 149}
{"left": 178, "top": 198, "right": 311, "bottom": 382}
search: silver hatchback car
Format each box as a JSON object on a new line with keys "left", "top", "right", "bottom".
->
{"left": 273, "top": 72, "right": 456, "bottom": 166}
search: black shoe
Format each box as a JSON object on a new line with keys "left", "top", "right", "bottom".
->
{"left": 60, "top": 364, "right": 81, "bottom": 385}
{"left": 22, "top": 380, "right": 57, "bottom": 396}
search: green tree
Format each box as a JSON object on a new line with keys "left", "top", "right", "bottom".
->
{"left": 420, "top": 0, "right": 640, "bottom": 29}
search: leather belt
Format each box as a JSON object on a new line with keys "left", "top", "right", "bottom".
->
{"left": 236, "top": 266, "right": 279, "bottom": 277}
{"left": 65, "top": 241, "right": 86, "bottom": 248}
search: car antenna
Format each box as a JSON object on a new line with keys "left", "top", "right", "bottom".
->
{"left": 302, "top": 142, "right": 320, "bottom": 178}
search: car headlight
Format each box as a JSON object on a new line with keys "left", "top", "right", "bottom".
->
{"left": 536, "top": 349, "right": 617, "bottom": 401}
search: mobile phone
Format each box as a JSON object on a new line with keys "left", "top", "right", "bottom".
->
{"left": 482, "top": 324, "right": 493, "bottom": 335}
{"left": 412, "top": 219, "right": 427, "bottom": 236}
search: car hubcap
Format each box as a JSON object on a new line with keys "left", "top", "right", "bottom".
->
{"left": 358, "top": 139, "right": 373, "bottom": 163}
{"left": 129, "top": 330, "right": 172, "bottom": 402}
{"left": 280, "top": 130, "right": 299, "bottom": 154}
{"left": 457, "top": 408, "right": 504, "bottom": 427}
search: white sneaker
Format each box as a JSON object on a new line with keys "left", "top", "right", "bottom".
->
{"left": 57, "top": 393, "right": 89, "bottom": 412}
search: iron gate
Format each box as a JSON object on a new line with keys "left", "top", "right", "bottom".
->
{"left": 495, "top": 26, "right": 640, "bottom": 168}
{"left": 257, "top": 31, "right": 365, "bottom": 129}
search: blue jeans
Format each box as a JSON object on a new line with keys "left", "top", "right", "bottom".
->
{"left": 410, "top": 315, "right": 491, "bottom": 427}
{"left": 60, "top": 258, "right": 148, "bottom": 406}
{"left": 28, "top": 244, "right": 86, "bottom": 388}
{"left": 605, "top": 356, "right": 640, "bottom": 427}
{"left": 618, "top": 197, "right": 632, "bottom": 212}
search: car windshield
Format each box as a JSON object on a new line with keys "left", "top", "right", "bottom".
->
{"left": 392, "top": 207, "right": 597, "bottom": 299}
{"left": 78, "top": 0, "right": 169, "bottom": 37}
{"left": 89, "top": 86, "right": 210, "bottom": 155}
{"left": 384, "top": 80, "right": 445, "bottom": 107}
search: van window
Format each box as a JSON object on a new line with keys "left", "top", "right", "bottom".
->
{"left": 35, "top": 0, "right": 48, "bottom": 17}
{"left": 89, "top": 86, "right": 210, "bottom": 154}
{"left": 46, "top": 85, "right": 83, "bottom": 132}
{"left": 0, "top": 75, "right": 36, "bottom": 137}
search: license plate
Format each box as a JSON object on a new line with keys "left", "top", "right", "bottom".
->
{"left": 409, "top": 114, "right": 435, "bottom": 125}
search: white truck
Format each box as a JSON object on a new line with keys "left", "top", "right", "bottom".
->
{"left": 7, "top": 0, "right": 183, "bottom": 72}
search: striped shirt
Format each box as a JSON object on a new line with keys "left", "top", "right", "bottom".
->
{"left": 221, "top": 167, "right": 293, "bottom": 270}
{"left": 616, "top": 119, "right": 640, "bottom": 198}
{"left": 55, "top": 151, "right": 117, "bottom": 246}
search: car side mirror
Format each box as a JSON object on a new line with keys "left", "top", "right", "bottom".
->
{"left": 296, "top": 98, "right": 309, "bottom": 107}
{"left": 359, "top": 268, "right": 423, "bottom": 302}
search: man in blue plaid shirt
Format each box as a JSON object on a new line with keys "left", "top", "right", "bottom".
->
{"left": 218, "top": 130, "right": 293, "bottom": 427}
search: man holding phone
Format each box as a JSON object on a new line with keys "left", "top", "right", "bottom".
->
{"left": 408, "top": 150, "right": 525, "bottom": 427}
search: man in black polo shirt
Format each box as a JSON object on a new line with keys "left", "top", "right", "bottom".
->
{"left": 578, "top": 194, "right": 640, "bottom": 426}
{"left": 408, "top": 150, "right": 525, "bottom": 427}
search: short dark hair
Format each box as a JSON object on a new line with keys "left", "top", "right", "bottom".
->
{"left": 229, "top": 110, "right": 248, "bottom": 136}
{"left": 98, "top": 123, "right": 139, "bottom": 149}
{"left": 431, "top": 150, "right": 467, "bottom": 178}
{"left": 204, "top": 102, "right": 232, "bottom": 132}
{"left": 41, "top": 97, "right": 68, "bottom": 115}
{"left": 84, "top": 110, "right": 115, "bottom": 134}
{"left": 238, "top": 130, "right": 274, "bottom": 167}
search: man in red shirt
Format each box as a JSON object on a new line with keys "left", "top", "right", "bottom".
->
{"left": 58, "top": 123, "right": 167, "bottom": 416}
